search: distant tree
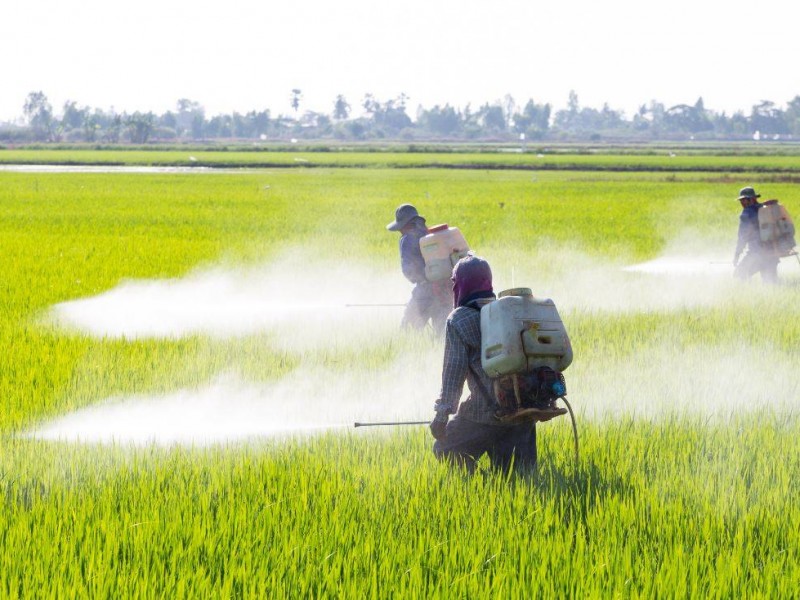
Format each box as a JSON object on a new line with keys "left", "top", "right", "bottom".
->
{"left": 248, "top": 109, "right": 270, "bottom": 138}
{"left": 647, "top": 101, "right": 666, "bottom": 132}
{"left": 191, "top": 114, "right": 205, "bottom": 139}
{"left": 513, "top": 99, "right": 551, "bottom": 138}
{"left": 206, "top": 114, "right": 233, "bottom": 138}
{"left": 125, "top": 111, "right": 155, "bottom": 143}
{"left": 663, "top": 99, "right": 713, "bottom": 134}
{"left": 82, "top": 112, "right": 99, "bottom": 142}
{"left": 728, "top": 111, "right": 750, "bottom": 136}
{"left": 343, "top": 119, "right": 367, "bottom": 140}
{"left": 382, "top": 94, "right": 412, "bottom": 131}
{"left": 296, "top": 110, "right": 332, "bottom": 136}
{"left": 553, "top": 90, "right": 580, "bottom": 131}
{"left": 61, "top": 101, "right": 88, "bottom": 131}
{"left": 290, "top": 89, "right": 302, "bottom": 114}
{"left": 503, "top": 94, "right": 516, "bottom": 128}
{"left": 231, "top": 112, "right": 248, "bottom": 138}
{"left": 103, "top": 114, "right": 123, "bottom": 143}
{"left": 176, "top": 99, "right": 204, "bottom": 137}
{"left": 361, "top": 94, "right": 412, "bottom": 134}
{"left": 750, "top": 100, "right": 789, "bottom": 135}
{"left": 23, "top": 91, "right": 54, "bottom": 140}
{"left": 204, "top": 116, "right": 222, "bottom": 138}
{"left": 785, "top": 96, "right": 800, "bottom": 136}
{"left": 567, "top": 90, "right": 579, "bottom": 113}
{"left": 333, "top": 95, "right": 350, "bottom": 120}
{"left": 362, "top": 93, "right": 380, "bottom": 117}
{"left": 631, "top": 104, "right": 650, "bottom": 132}
{"left": 599, "top": 103, "right": 625, "bottom": 130}
{"left": 159, "top": 111, "right": 178, "bottom": 130}
{"left": 478, "top": 103, "right": 506, "bottom": 132}
{"left": 461, "top": 103, "right": 485, "bottom": 138}
{"left": 709, "top": 110, "right": 734, "bottom": 137}
{"left": 418, "top": 104, "right": 462, "bottom": 136}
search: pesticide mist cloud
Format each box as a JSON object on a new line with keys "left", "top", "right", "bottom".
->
{"left": 37, "top": 241, "right": 800, "bottom": 446}
{"left": 30, "top": 349, "right": 443, "bottom": 446}
{"left": 488, "top": 234, "right": 797, "bottom": 314}
{"left": 50, "top": 237, "right": 774, "bottom": 342}
{"left": 573, "top": 341, "right": 800, "bottom": 420}
{"left": 49, "top": 256, "right": 412, "bottom": 346}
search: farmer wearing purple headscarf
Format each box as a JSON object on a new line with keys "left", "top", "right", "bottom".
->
{"left": 430, "top": 255, "right": 537, "bottom": 472}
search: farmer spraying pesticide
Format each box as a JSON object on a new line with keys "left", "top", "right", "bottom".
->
{"left": 733, "top": 186, "right": 798, "bottom": 283}
{"left": 386, "top": 204, "right": 468, "bottom": 334}
{"left": 430, "top": 255, "right": 576, "bottom": 472}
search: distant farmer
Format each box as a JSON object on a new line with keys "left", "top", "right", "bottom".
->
{"left": 430, "top": 255, "right": 537, "bottom": 473}
{"left": 386, "top": 204, "right": 452, "bottom": 333}
{"left": 733, "top": 186, "right": 779, "bottom": 284}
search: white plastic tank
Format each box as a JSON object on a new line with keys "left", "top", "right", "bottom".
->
{"left": 480, "top": 288, "right": 573, "bottom": 377}
{"left": 419, "top": 224, "right": 470, "bottom": 282}
{"left": 758, "top": 200, "right": 796, "bottom": 256}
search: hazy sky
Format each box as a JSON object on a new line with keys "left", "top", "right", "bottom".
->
{"left": 3, "top": 0, "right": 799, "bottom": 122}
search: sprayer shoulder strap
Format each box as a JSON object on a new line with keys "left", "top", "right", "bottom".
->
{"left": 467, "top": 362, "right": 499, "bottom": 410}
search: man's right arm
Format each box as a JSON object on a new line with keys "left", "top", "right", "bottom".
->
{"left": 400, "top": 235, "right": 427, "bottom": 284}
{"left": 734, "top": 213, "right": 754, "bottom": 264}
{"left": 434, "top": 318, "right": 469, "bottom": 417}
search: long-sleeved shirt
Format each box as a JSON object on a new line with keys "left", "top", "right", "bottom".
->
{"left": 735, "top": 203, "right": 763, "bottom": 260}
{"left": 435, "top": 303, "right": 500, "bottom": 424}
{"left": 399, "top": 219, "right": 428, "bottom": 284}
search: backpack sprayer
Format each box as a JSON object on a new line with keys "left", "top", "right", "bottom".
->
{"left": 480, "top": 288, "right": 578, "bottom": 462}
{"left": 347, "top": 223, "right": 470, "bottom": 309}
{"left": 758, "top": 199, "right": 799, "bottom": 266}
{"left": 354, "top": 287, "right": 579, "bottom": 463}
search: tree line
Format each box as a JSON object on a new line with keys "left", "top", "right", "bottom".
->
{"left": 3, "top": 90, "right": 800, "bottom": 144}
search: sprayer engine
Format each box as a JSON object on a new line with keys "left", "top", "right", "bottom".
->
{"left": 494, "top": 366, "right": 566, "bottom": 414}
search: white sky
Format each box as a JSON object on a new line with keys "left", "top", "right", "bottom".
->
{"left": 2, "top": 0, "right": 800, "bottom": 123}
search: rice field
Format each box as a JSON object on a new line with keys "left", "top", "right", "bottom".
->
{"left": 1, "top": 158, "right": 799, "bottom": 597}
{"left": 5, "top": 145, "right": 800, "bottom": 172}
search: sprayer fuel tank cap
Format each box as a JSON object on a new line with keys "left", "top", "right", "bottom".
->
{"left": 427, "top": 223, "right": 449, "bottom": 233}
{"left": 498, "top": 287, "right": 532, "bottom": 298}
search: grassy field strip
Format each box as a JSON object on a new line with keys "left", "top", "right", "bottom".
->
{"left": 5, "top": 148, "right": 800, "bottom": 172}
{"left": 2, "top": 419, "right": 799, "bottom": 596}
{"left": 1, "top": 163, "right": 799, "bottom": 595}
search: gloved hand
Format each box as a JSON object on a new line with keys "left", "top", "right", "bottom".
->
{"left": 430, "top": 413, "right": 448, "bottom": 440}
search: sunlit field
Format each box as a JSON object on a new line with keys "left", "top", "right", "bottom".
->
{"left": 1, "top": 161, "right": 799, "bottom": 596}
{"left": 5, "top": 145, "right": 800, "bottom": 171}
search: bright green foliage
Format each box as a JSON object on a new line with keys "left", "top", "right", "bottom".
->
{"left": 1, "top": 161, "right": 799, "bottom": 596}
{"left": 2, "top": 421, "right": 799, "bottom": 597}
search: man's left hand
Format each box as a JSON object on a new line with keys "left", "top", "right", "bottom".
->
{"left": 430, "top": 414, "right": 448, "bottom": 440}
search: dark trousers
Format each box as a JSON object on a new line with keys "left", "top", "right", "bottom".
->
{"left": 433, "top": 416, "right": 537, "bottom": 472}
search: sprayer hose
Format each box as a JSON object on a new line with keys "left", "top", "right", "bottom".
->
{"left": 560, "top": 396, "right": 579, "bottom": 464}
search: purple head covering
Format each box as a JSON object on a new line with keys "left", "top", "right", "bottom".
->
{"left": 451, "top": 255, "right": 493, "bottom": 307}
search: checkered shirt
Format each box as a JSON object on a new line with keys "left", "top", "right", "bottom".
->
{"left": 434, "top": 305, "right": 499, "bottom": 424}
